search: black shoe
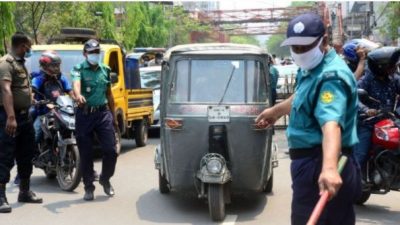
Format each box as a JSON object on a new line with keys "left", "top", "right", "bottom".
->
{"left": 99, "top": 180, "right": 115, "bottom": 197}
{"left": 83, "top": 190, "right": 94, "bottom": 201}
{"left": 18, "top": 191, "right": 43, "bottom": 203}
{"left": 0, "top": 197, "right": 11, "bottom": 213}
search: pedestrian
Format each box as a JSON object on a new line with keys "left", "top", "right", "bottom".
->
{"left": 256, "top": 13, "right": 361, "bottom": 225}
{"left": 0, "top": 32, "right": 43, "bottom": 213}
{"left": 268, "top": 55, "right": 279, "bottom": 105}
{"left": 71, "top": 39, "right": 118, "bottom": 201}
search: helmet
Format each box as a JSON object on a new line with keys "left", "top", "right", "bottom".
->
{"left": 84, "top": 39, "right": 100, "bottom": 52}
{"left": 39, "top": 50, "right": 61, "bottom": 67}
{"left": 367, "top": 47, "right": 400, "bottom": 76}
{"left": 343, "top": 40, "right": 358, "bottom": 63}
{"left": 39, "top": 50, "right": 61, "bottom": 76}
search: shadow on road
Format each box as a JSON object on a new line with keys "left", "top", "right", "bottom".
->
{"left": 43, "top": 195, "right": 111, "bottom": 214}
{"left": 135, "top": 189, "right": 268, "bottom": 224}
{"left": 355, "top": 204, "right": 400, "bottom": 225}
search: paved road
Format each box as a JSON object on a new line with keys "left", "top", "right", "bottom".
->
{"left": 3, "top": 130, "right": 400, "bottom": 225}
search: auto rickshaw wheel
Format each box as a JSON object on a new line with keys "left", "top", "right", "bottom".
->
{"left": 158, "top": 171, "right": 170, "bottom": 194}
{"left": 134, "top": 119, "right": 148, "bottom": 147}
{"left": 355, "top": 190, "right": 371, "bottom": 205}
{"left": 263, "top": 170, "right": 273, "bottom": 193}
{"left": 208, "top": 183, "right": 226, "bottom": 221}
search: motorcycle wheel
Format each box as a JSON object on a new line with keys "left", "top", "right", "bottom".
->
{"left": 208, "top": 183, "right": 226, "bottom": 222}
{"left": 355, "top": 190, "right": 371, "bottom": 205}
{"left": 134, "top": 119, "right": 148, "bottom": 147}
{"left": 158, "top": 171, "right": 170, "bottom": 194}
{"left": 56, "top": 145, "right": 82, "bottom": 192}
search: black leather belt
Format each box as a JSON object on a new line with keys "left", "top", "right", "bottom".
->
{"left": 81, "top": 104, "right": 108, "bottom": 114}
{"left": 289, "top": 145, "right": 352, "bottom": 160}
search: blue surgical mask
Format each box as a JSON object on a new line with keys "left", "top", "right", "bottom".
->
{"left": 24, "top": 49, "right": 32, "bottom": 58}
{"left": 87, "top": 54, "right": 100, "bottom": 65}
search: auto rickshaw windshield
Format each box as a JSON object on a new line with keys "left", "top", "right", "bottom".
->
{"left": 170, "top": 59, "right": 268, "bottom": 104}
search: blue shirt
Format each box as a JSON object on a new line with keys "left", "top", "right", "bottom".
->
{"left": 286, "top": 49, "right": 359, "bottom": 149}
{"left": 31, "top": 71, "right": 72, "bottom": 115}
{"left": 357, "top": 68, "right": 400, "bottom": 125}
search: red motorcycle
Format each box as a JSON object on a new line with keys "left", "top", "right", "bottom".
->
{"left": 356, "top": 90, "right": 400, "bottom": 204}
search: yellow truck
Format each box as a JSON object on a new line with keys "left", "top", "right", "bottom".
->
{"left": 26, "top": 43, "right": 154, "bottom": 148}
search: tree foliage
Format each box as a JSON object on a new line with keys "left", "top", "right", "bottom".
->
{"left": 385, "top": 2, "right": 400, "bottom": 40}
{"left": 0, "top": 2, "right": 16, "bottom": 54}
{"left": 230, "top": 36, "right": 260, "bottom": 46}
{"left": 14, "top": 2, "right": 47, "bottom": 44}
{"left": 265, "top": 34, "right": 290, "bottom": 57}
{"left": 8, "top": 2, "right": 210, "bottom": 50}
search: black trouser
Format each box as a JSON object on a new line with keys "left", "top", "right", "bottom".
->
{"left": 75, "top": 108, "right": 117, "bottom": 191}
{"left": 290, "top": 147, "right": 361, "bottom": 225}
{"left": 0, "top": 107, "right": 35, "bottom": 184}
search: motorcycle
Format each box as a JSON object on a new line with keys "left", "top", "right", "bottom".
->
{"left": 356, "top": 89, "right": 400, "bottom": 204}
{"left": 32, "top": 94, "right": 82, "bottom": 191}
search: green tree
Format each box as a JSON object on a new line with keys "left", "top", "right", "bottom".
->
{"left": 14, "top": 2, "right": 47, "bottom": 44}
{"left": 167, "top": 6, "right": 211, "bottom": 46}
{"left": 117, "top": 2, "right": 145, "bottom": 50}
{"left": 0, "top": 2, "right": 16, "bottom": 54}
{"left": 135, "top": 3, "right": 170, "bottom": 47}
{"left": 384, "top": 2, "right": 400, "bottom": 41}
{"left": 90, "top": 2, "right": 116, "bottom": 40}
{"left": 230, "top": 36, "right": 260, "bottom": 46}
{"left": 265, "top": 34, "right": 290, "bottom": 57}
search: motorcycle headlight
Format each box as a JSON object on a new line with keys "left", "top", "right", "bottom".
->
{"left": 375, "top": 128, "right": 389, "bottom": 141}
{"left": 60, "top": 114, "right": 75, "bottom": 129}
{"left": 206, "top": 158, "right": 223, "bottom": 174}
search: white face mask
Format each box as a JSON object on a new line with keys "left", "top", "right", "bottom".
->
{"left": 87, "top": 54, "right": 100, "bottom": 65}
{"left": 290, "top": 38, "right": 324, "bottom": 70}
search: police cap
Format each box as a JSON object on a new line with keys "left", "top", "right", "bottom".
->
{"left": 84, "top": 39, "right": 100, "bottom": 52}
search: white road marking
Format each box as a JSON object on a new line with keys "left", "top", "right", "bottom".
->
{"left": 220, "top": 214, "right": 238, "bottom": 225}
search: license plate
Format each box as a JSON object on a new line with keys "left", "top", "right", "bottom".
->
{"left": 208, "top": 106, "right": 230, "bottom": 122}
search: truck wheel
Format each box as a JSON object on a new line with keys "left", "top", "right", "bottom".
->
{"left": 208, "top": 184, "right": 226, "bottom": 222}
{"left": 263, "top": 170, "right": 273, "bottom": 194}
{"left": 134, "top": 119, "right": 148, "bottom": 147}
{"left": 355, "top": 190, "right": 371, "bottom": 205}
{"left": 159, "top": 171, "right": 170, "bottom": 194}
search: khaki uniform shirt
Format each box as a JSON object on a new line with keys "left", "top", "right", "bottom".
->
{"left": 0, "top": 53, "right": 32, "bottom": 110}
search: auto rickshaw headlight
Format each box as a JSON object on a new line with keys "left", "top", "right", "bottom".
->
{"left": 206, "top": 158, "right": 223, "bottom": 174}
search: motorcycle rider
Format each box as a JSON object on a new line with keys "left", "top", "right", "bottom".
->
{"left": 31, "top": 51, "right": 75, "bottom": 145}
{"left": 342, "top": 40, "right": 369, "bottom": 80}
{"left": 354, "top": 47, "right": 400, "bottom": 182}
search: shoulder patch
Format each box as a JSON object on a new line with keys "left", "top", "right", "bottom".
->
{"left": 322, "top": 71, "right": 338, "bottom": 79}
{"left": 320, "top": 91, "right": 334, "bottom": 104}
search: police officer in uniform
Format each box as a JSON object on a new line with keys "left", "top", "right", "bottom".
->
{"left": 0, "top": 32, "right": 43, "bottom": 213}
{"left": 71, "top": 39, "right": 117, "bottom": 201}
{"left": 256, "top": 13, "right": 360, "bottom": 225}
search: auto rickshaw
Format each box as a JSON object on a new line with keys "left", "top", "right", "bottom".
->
{"left": 154, "top": 43, "right": 278, "bottom": 221}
